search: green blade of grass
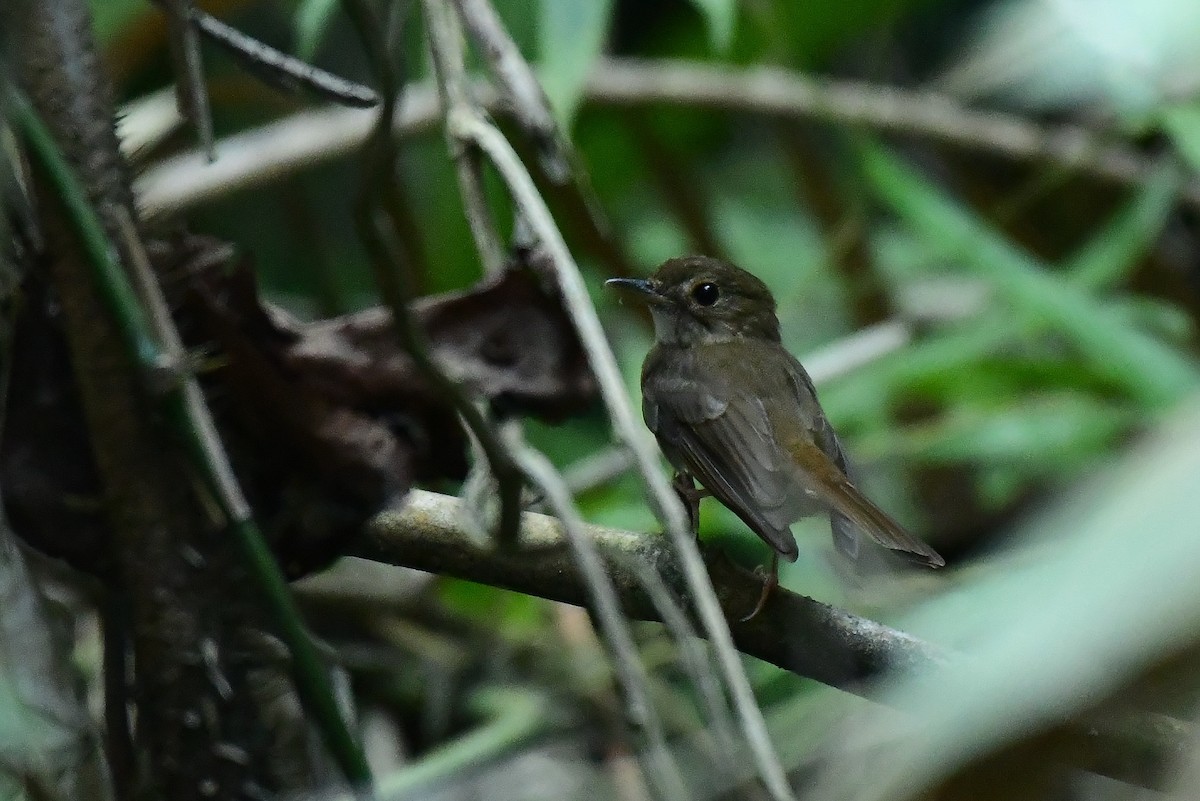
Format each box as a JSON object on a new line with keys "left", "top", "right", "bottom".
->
{"left": 859, "top": 142, "right": 1200, "bottom": 408}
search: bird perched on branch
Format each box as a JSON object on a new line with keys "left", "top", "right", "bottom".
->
{"left": 608, "top": 256, "right": 943, "bottom": 619}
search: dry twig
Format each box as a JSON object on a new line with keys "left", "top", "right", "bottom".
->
{"left": 137, "top": 60, "right": 1200, "bottom": 215}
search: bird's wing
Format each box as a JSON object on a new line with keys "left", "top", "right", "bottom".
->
{"left": 779, "top": 362, "right": 945, "bottom": 567}
{"left": 645, "top": 363, "right": 800, "bottom": 560}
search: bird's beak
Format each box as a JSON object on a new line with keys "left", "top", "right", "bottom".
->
{"left": 605, "top": 277, "right": 665, "bottom": 305}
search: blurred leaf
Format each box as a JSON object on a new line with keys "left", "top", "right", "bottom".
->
{"left": 1110, "top": 294, "right": 1197, "bottom": 344}
{"left": 1064, "top": 166, "right": 1182, "bottom": 290}
{"left": 439, "top": 581, "right": 549, "bottom": 641}
{"left": 378, "top": 688, "right": 560, "bottom": 801}
{"left": 88, "top": 0, "right": 145, "bottom": 44}
{"left": 1160, "top": 101, "right": 1200, "bottom": 173}
{"left": 811, "top": 400, "right": 1200, "bottom": 801}
{"left": 823, "top": 318, "right": 1011, "bottom": 425}
{"left": 0, "top": 516, "right": 112, "bottom": 801}
{"left": 758, "top": 0, "right": 947, "bottom": 68}
{"left": 536, "top": 0, "right": 614, "bottom": 127}
{"left": 860, "top": 143, "right": 1200, "bottom": 408}
{"left": 938, "top": 0, "right": 1200, "bottom": 122}
{"left": 294, "top": 0, "right": 340, "bottom": 61}
{"left": 860, "top": 394, "right": 1133, "bottom": 470}
{"left": 831, "top": 163, "right": 1183, "bottom": 426}
{"left": 686, "top": 0, "right": 737, "bottom": 52}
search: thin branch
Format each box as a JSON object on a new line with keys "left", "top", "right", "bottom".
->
{"left": 512, "top": 446, "right": 690, "bottom": 801}
{"left": 801, "top": 320, "right": 912, "bottom": 384}
{"left": 161, "top": 0, "right": 214, "bottom": 161}
{"left": 449, "top": 0, "right": 570, "bottom": 182}
{"left": 448, "top": 0, "right": 642, "bottom": 293}
{"left": 192, "top": 9, "right": 379, "bottom": 109}
{"left": 137, "top": 60, "right": 1200, "bottom": 215}
{"left": 421, "top": 0, "right": 505, "bottom": 275}
{"left": 447, "top": 108, "right": 797, "bottom": 801}
{"left": 560, "top": 445, "right": 635, "bottom": 497}
{"left": 425, "top": 3, "right": 722, "bottom": 763}
{"left": 584, "top": 59, "right": 1195, "bottom": 203}
{"left": 136, "top": 85, "right": 447, "bottom": 214}
{"left": 626, "top": 557, "right": 740, "bottom": 766}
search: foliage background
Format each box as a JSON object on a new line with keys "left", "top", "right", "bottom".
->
{"left": 5, "top": 0, "right": 1200, "bottom": 798}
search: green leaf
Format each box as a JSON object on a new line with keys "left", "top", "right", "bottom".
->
{"left": 0, "top": 525, "right": 111, "bottom": 801}
{"left": 938, "top": 0, "right": 1200, "bottom": 123}
{"left": 536, "top": 0, "right": 614, "bottom": 128}
{"left": 1160, "top": 101, "right": 1200, "bottom": 174}
{"left": 686, "top": 0, "right": 737, "bottom": 51}
{"left": 859, "top": 142, "right": 1200, "bottom": 408}
{"left": 294, "top": 0, "right": 340, "bottom": 61}
{"left": 810, "top": 401, "right": 1200, "bottom": 801}
{"left": 1063, "top": 165, "right": 1181, "bottom": 291}
{"left": 865, "top": 395, "right": 1132, "bottom": 469}
{"left": 88, "top": 0, "right": 146, "bottom": 44}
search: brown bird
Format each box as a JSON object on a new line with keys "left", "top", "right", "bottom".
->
{"left": 608, "top": 256, "right": 943, "bottom": 618}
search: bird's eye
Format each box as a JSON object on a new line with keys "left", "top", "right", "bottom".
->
{"left": 691, "top": 282, "right": 720, "bottom": 306}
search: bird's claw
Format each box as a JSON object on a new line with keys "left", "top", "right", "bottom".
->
{"left": 739, "top": 554, "right": 780, "bottom": 623}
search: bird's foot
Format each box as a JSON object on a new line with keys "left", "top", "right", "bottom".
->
{"left": 740, "top": 553, "right": 780, "bottom": 623}
{"left": 671, "top": 472, "right": 708, "bottom": 538}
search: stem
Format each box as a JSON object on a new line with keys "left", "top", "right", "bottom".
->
{"left": 13, "top": 88, "right": 374, "bottom": 793}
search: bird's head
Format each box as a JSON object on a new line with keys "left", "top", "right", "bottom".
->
{"left": 607, "top": 255, "right": 781, "bottom": 346}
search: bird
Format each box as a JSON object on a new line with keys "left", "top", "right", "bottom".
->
{"left": 607, "top": 255, "right": 943, "bottom": 619}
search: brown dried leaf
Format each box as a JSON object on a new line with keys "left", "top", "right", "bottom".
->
{"left": 3, "top": 234, "right": 596, "bottom": 578}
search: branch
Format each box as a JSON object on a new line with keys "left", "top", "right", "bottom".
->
{"left": 422, "top": 0, "right": 505, "bottom": 274}
{"left": 359, "top": 489, "right": 1190, "bottom": 792}
{"left": 137, "top": 59, "right": 1200, "bottom": 215}
{"left": 583, "top": 59, "right": 1196, "bottom": 205}
{"left": 359, "top": 489, "right": 943, "bottom": 689}
{"left": 450, "top": 0, "right": 570, "bottom": 182}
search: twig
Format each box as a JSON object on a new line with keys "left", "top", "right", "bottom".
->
{"left": 161, "top": 0, "right": 214, "bottom": 161}
{"left": 192, "top": 9, "right": 379, "bottom": 109}
{"left": 446, "top": 108, "right": 797, "bottom": 801}
{"left": 512, "top": 446, "right": 689, "bottom": 801}
{"left": 560, "top": 445, "right": 635, "bottom": 497}
{"left": 626, "top": 558, "right": 740, "bottom": 766}
{"left": 801, "top": 320, "right": 913, "bottom": 385}
{"left": 151, "top": 0, "right": 379, "bottom": 110}
{"left": 583, "top": 59, "right": 1199, "bottom": 205}
{"left": 449, "top": 0, "right": 570, "bottom": 182}
{"left": 136, "top": 87, "right": 447, "bottom": 214}
{"left": 424, "top": 4, "right": 712, "bottom": 757}
{"left": 338, "top": 0, "right": 524, "bottom": 547}
{"left": 421, "top": 0, "right": 505, "bottom": 274}
{"left": 137, "top": 60, "right": 1200, "bottom": 215}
